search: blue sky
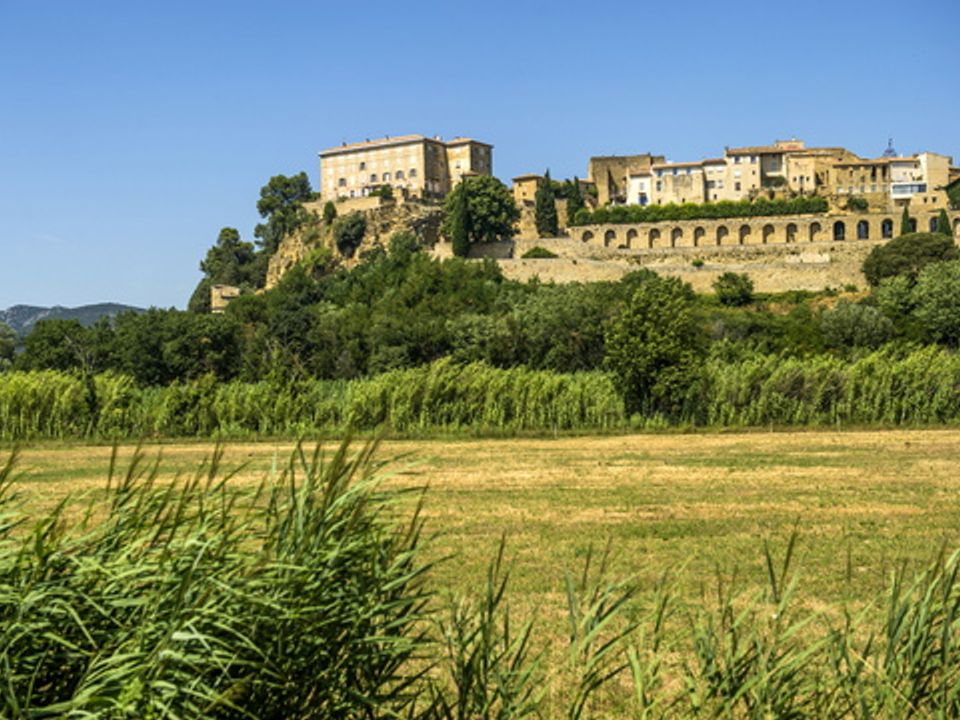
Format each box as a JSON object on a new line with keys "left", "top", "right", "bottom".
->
{"left": 1, "top": 0, "right": 957, "bottom": 309}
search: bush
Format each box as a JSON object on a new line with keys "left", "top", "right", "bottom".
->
{"left": 846, "top": 196, "right": 869, "bottom": 212}
{"left": 913, "top": 260, "right": 960, "bottom": 346}
{"left": 333, "top": 211, "right": 367, "bottom": 258}
{"left": 322, "top": 200, "right": 337, "bottom": 224}
{"left": 713, "top": 272, "right": 754, "bottom": 306}
{"left": 570, "top": 197, "right": 828, "bottom": 226}
{"left": 820, "top": 299, "right": 893, "bottom": 349}
{"left": 521, "top": 246, "right": 558, "bottom": 259}
{"left": 0, "top": 440, "right": 431, "bottom": 717}
{"left": 862, "top": 232, "right": 959, "bottom": 286}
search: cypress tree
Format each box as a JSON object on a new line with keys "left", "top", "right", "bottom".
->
{"left": 534, "top": 170, "right": 559, "bottom": 237}
{"left": 450, "top": 180, "right": 471, "bottom": 257}
{"left": 900, "top": 206, "right": 912, "bottom": 236}
{"left": 567, "top": 176, "right": 585, "bottom": 224}
{"left": 937, "top": 208, "right": 952, "bottom": 236}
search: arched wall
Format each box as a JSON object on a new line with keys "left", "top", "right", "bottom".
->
{"left": 576, "top": 211, "right": 960, "bottom": 250}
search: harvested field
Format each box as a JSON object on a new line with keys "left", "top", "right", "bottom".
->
{"left": 9, "top": 429, "right": 960, "bottom": 613}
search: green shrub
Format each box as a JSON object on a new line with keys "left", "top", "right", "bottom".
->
{"left": 333, "top": 211, "right": 367, "bottom": 257}
{"left": 521, "top": 246, "right": 558, "bottom": 259}
{"left": 713, "top": 272, "right": 754, "bottom": 306}
{"left": 862, "top": 232, "right": 959, "bottom": 286}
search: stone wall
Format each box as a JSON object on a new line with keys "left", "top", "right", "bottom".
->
{"left": 466, "top": 209, "right": 960, "bottom": 293}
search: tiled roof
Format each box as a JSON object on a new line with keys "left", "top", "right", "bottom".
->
{"left": 320, "top": 135, "right": 429, "bottom": 156}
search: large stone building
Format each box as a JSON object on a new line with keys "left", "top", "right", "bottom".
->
{"left": 594, "top": 139, "right": 956, "bottom": 212}
{"left": 319, "top": 134, "right": 492, "bottom": 201}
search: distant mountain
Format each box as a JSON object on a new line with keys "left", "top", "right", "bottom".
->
{"left": 0, "top": 303, "right": 143, "bottom": 336}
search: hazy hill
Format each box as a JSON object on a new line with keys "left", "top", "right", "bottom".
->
{"left": 0, "top": 303, "right": 142, "bottom": 336}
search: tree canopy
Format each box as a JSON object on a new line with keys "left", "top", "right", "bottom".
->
{"left": 254, "top": 172, "right": 314, "bottom": 255}
{"left": 534, "top": 170, "right": 559, "bottom": 237}
{"left": 862, "top": 232, "right": 959, "bottom": 286}
{"left": 441, "top": 175, "right": 519, "bottom": 248}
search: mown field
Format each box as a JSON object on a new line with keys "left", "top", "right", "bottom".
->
{"left": 11, "top": 428, "right": 960, "bottom": 619}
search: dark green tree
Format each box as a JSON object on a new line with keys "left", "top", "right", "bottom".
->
{"left": 323, "top": 200, "right": 337, "bottom": 225}
{"left": 936, "top": 208, "right": 952, "bottom": 236}
{"left": 441, "top": 175, "right": 518, "bottom": 248}
{"left": 447, "top": 179, "right": 471, "bottom": 258}
{"left": 604, "top": 274, "right": 705, "bottom": 416}
{"left": 862, "top": 232, "right": 959, "bottom": 286}
{"left": 534, "top": 170, "right": 559, "bottom": 237}
{"left": 820, "top": 300, "right": 893, "bottom": 350}
{"left": 712, "top": 272, "right": 755, "bottom": 306}
{"left": 254, "top": 172, "right": 313, "bottom": 255}
{"left": 15, "top": 320, "right": 92, "bottom": 372}
{"left": 900, "top": 206, "right": 913, "bottom": 236}
{"left": 913, "top": 260, "right": 960, "bottom": 346}
{"left": 0, "top": 322, "right": 17, "bottom": 369}
{"left": 333, "top": 212, "right": 367, "bottom": 258}
{"left": 566, "top": 176, "right": 585, "bottom": 225}
{"left": 188, "top": 227, "right": 259, "bottom": 312}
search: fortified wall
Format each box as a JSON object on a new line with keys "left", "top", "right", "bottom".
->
{"left": 466, "top": 209, "right": 960, "bottom": 293}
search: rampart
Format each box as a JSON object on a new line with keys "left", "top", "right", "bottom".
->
{"left": 465, "top": 209, "right": 960, "bottom": 293}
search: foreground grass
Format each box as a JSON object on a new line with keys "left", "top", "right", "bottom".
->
{"left": 13, "top": 429, "right": 960, "bottom": 618}
{"left": 7, "top": 429, "right": 960, "bottom": 717}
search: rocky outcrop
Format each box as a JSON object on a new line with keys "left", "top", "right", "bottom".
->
{"left": 265, "top": 200, "right": 445, "bottom": 289}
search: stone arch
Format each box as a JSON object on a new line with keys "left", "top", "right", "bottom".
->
{"left": 716, "top": 225, "right": 729, "bottom": 245}
{"left": 786, "top": 223, "right": 798, "bottom": 243}
{"left": 581, "top": 230, "right": 594, "bottom": 243}
{"left": 954, "top": 218, "right": 960, "bottom": 232}
{"left": 693, "top": 226, "right": 706, "bottom": 247}
{"left": 625, "top": 228, "right": 638, "bottom": 248}
{"left": 833, "top": 221, "right": 846, "bottom": 241}
{"left": 604, "top": 229, "right": 617, "bottom": 247}
{"left": 809, "top": 222, "right": 822, "bottom": 241}
{"left": 762, "top": 223, "right": 775, "bottom": 244}
{"left": 930, "top": 217, "right": 939, "bottom": 233}
{"left": 648, "top": 228, "right": 661, "bottom": 248}
{"left": 739, "top": 224, "right": 751, "bottom": 245}
{"left": 396, "top": 170, "right": 405, "bottom": 180}
{"left": 881, "top": 219, "right": 893, "bottom": 239}
{"left": 671, "top": 227, "right": 683, "bottom": 247}
{"left": 856, "top": 220, "right": 870, "bottom": 240}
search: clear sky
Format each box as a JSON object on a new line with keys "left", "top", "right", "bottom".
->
{"left": 1, "top": 0, "right": 957, "bottom": 309}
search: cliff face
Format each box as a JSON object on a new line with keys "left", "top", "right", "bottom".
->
{"left": 265, "top": 200, "right": 444, "bottom": 289}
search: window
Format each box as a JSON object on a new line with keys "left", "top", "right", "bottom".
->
{"left": 409, "top": 168, "right": 418, "bottom": 178}
{"left": 383, "top": 172, "right": 391, "bottom": 182}
{"left": 338, "top": 178, "right": 346, "bottom": 187}
{"left": 655, "top": 181, "right": 662, "bottom": 191}
{"left": 370, "top": 173, "right": 378, "bottom": 183}
{"left": 396, "top": 170, "right": 404, "bottom": 180}
{"left": 734, "top": 156, "right": 741, "bottom": 164}
{"left": 734, "top": 182, "right": 741, "bottom": 191}
{"left": 360, "top": 161, "right": 366, "bottom": 170}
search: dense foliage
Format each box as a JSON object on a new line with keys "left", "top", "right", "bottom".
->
{"left": 712, "top": 271, "right": 755, "bottom": 306}
{"left": 861, "top": 232, "right": 959, "bottom": 286}
{"left": 534, "top": 170, "right": 559, "bottom": 237}
{"left": 572, "top": 196, "right": 828, "bottom": 226}
{"left": 440, "top": 175, "right": 519, "bottom": 248}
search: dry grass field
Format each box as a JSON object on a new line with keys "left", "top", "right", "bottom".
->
{"left": 8, "top": 428, "right": 960, "bottom": 621}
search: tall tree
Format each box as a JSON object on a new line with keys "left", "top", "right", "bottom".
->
{"left": 900, "top": 206, "right": 913, "bottom": 236}
{"left": 566, "top": 176, "right": 585, "bottom": 225}
{"left": 534, "top": 170, "right": 559, "bottom": 237}
{"left": 188, "top": 227, "right": 259, "bottom": 312}
{"left": 604, "top": 273, "right": 705, "bottom": 416}
{"left": 254, "top": 172, "right": 314, "bottom": 255}
{"left": 448, "top": 180, "right": 471, "bottom": 258}
{"left": 0, "top": 322, "right": 16, "bottom": 369}
{"left": 937, "top": 208, "right": 952, "bottom": 236}
{"left": 442, "top": 176, "right": 517, "bottom": 249}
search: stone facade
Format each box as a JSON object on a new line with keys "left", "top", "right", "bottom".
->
{"left": 319, "top": 134, "right": 492, "bottom": 202}
{"left": 595, "top": 138, "right": 955, "bottom": 213}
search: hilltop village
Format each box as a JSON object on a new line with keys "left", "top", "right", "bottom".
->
{"left": 219, "top": 134, "right": 960, "bottom": 309}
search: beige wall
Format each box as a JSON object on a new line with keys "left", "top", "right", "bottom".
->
{"left": 588, "top": 154, "right": 663, "bottom": 205}
{"left": 651, "top": 165, "right": 706, "bottom": 205}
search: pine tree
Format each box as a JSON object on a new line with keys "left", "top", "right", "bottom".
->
{"left": 534, "top": 170, "right": 559, "bottom": 237}
{"left": 937, "top": 208, "right": 952, "bottom": 236}
{"left": 900, "top": 206, "right": 913, "bottom": 236}
{"left": 450, "top": 180, "right": 471, "bottom": 257}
